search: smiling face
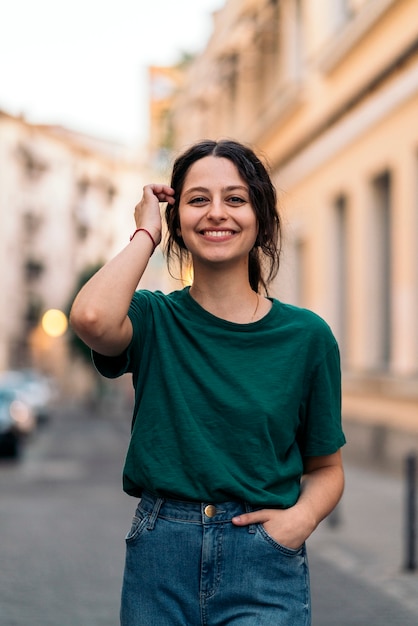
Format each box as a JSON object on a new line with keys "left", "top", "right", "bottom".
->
{"left": 177, "top": 156, "right": 259, "bottom": 270}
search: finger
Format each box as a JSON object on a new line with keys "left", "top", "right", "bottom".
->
{"left": 231, "top": 510, "right": 271, "bottom": 526}
{"left": 164, "top": 194, "right": 176, "bottom": 204}
{"left": 146, "top": 184, "right": 175, "bottom": 196}
{"left": 156, "top": 191, "right": 175, "bottom": 204}
{"left": 142, "top": 184, "right": 175, "bottom": 205}
{"left": 162, "top": 185, "right": 175, "bottom": 196}
{"left": 157, "top": 185, "right": 175, "bottom": 203}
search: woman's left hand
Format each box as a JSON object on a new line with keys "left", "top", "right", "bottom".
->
{"left": 231, "top": 505, "right": 312, "bottom": 550}
{"left": 232, "top": 450, "right": 345, "bottom": 550}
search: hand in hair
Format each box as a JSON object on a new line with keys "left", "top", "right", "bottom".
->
{"left": 134, "top": 184, "right": 175, "bottom": 247}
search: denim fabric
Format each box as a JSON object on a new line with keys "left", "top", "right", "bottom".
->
{"left": 120, "top": 491, "right": 311, "bottom": 626}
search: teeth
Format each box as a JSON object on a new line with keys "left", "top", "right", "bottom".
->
{"left": 204, "top": 230, "right": 233, "bottom": 237}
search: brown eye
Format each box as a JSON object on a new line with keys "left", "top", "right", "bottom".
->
{"left": 189, "top": 197, "right": 208, "bottom": 205}
{"left": 227, "top": 196, "right": 246, "bottom": 204}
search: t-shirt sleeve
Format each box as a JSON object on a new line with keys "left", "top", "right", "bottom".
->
{"left": 91, "top": 290, "right": 148, "bottom": 379}
{"left": 299, "top": 342, "right": 346, "bottom": 457}
{"left": 92, "top": 347, "right": 132, "bottom": 379}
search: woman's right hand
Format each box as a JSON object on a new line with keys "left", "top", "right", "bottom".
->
{"left": 134, "top": 184, "right": 175, "bottom": 246}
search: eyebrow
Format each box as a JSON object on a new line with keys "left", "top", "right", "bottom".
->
{"left": 183, "top": 185, "right": 249, "bottom": 195}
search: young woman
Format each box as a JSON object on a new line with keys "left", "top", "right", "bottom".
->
{"left": 70, "top": 139, "right": 345, "bottom": 626}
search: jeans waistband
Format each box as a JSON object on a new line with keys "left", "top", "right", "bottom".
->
{"left": 139, "top": 490, "right": 255, "bottom": 524}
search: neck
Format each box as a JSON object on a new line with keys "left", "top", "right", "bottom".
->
{"left": 189, "top": 265, "right": 260, "bottom": 323}
{"left": 190, "top": 261, "right": 254, "bottom": 298}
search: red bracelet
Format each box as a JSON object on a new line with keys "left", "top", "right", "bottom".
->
{"left": 130, "top": 228, "right": 157, "bottom": 255}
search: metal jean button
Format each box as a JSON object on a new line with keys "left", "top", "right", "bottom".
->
{"left": 204, "top": 504, "right": 217, "bottom": 518}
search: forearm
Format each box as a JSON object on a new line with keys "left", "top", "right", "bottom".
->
{"left": 295, "top": 461, "right": 345, "bottom": 536}
{"left": 70, "top": 232, "right": 153, "bottom": 354}
{"left": 70, "top": 183, "right": 175, "bottom": 355}
{"left": 232, "top": 450, "right": 344, "bottom": 549}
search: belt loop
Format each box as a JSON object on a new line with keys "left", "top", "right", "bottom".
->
{"left": 245, "top": 502, "right": 256, "bottom": 534}
{"left": 146, "top": 496, "right": 164, "bottom": 530}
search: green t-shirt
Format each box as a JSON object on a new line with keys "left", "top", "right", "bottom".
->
{"left": 93, "top": 287, "right": 345, "bottom": 508}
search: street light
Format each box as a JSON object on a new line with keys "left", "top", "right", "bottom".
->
{"left": 41, "top": 309, "right": 68, "bottom": 338}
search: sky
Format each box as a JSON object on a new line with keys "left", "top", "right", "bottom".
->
{"left": 0, "top": 0, "right": 225, "bottom": 147}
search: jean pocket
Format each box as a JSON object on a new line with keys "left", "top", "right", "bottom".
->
{"left": 256, "top": 523, "right": 304, "bottom": 556}
{"left": 125, "top": 509, "right": 149, "bottom": 544}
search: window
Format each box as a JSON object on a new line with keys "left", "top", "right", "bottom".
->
{"left": 332, "top": 0, "right": 353, "bottom": 31}
{"left": 334, "top": 195, "right": 349, "bottom": 359}
{"left": 287, "top": 0, "right": 303, "bottom": 82}
{"left": 370, "top": 171, "right": 392, "bottom": 368}
{"left": 15, "top": 143, "right": 48, "bottom": 182}
{"left": 24, "top": 258, "right": 44, "bottom": 282}
{"left": 294, "top": 237, "right": 309, "bottom": 307}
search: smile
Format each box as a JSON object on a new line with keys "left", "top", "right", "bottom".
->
{"left": 201, "top": 230, "right": 236, "bottom": 237}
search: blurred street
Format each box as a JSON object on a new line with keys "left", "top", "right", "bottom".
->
{"left": 1, "top": 398, "right": 418, "bottom": 626}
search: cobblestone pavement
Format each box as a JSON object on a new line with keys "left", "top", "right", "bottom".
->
{"left": 0, "top": 401, "right": 132, "bottom": 626}
{"left": 308, "top": 460, "right": 418, "bottom": 625}
{"left": 1, "top": 402, "right": 417, "bottom": 625}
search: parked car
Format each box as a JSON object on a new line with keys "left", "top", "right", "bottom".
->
{"left": 0, "top": 369, "right": 55, "bottom": 426}
{"left": 0, "top": 388, "right": 36, "bottom": 458}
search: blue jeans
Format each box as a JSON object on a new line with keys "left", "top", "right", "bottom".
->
{"left": 120, "top": 491, "right": 311, "bottom": 625}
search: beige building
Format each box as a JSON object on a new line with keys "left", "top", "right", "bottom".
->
{"left": 148, "top": 65, "right": 185, "bottom": 172}
{"left": 0, "top": 112, "right": 148, "bottom": 393}
{"left": 153, "top": 0, "right": 418, "bottom": 468}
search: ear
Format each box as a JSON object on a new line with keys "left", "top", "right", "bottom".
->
{"left": 176, "top": 228, "right": 182, "bottom": 237}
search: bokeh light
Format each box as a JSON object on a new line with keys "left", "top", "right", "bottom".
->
{"left": 41, "top": 309, "right": 68, "bottom": 338}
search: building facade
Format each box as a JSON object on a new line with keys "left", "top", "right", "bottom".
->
{"left": 0, "top": 112, "right": 146, "bottom": 393}
{"left": 153, "top": 0, "right": 418, "bottom": 450}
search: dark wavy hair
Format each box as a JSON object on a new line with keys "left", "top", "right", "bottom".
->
{"left": 164, "top": 139, "right": 282, "bottom": 294}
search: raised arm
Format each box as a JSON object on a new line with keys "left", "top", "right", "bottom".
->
{"left": 70, "top": 184, "right": 175, "bottom": 356}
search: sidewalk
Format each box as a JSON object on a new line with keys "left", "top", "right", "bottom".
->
{"left": 308, "top": 462, "right": 418, "bottom": 625}
{"left": 5, "top": 403, "right": 417, "bottom": 625}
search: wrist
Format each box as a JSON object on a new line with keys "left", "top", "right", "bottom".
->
{"left": 292, "top": 501, "right": 318, "bottom": 537}
{"left": 129, "top": 227, "right": 159, "bottom": 255}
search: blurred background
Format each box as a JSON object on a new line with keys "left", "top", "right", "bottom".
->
{"left": 1, "top": 0, "right": 417, "bottom": 465}
{"left": 1, "top": 1, "right": 418, "bottom": 624}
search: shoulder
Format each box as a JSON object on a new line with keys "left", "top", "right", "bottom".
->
{"left": 128, "top": 288, "right": 189, "bottom": 322}
{"left": 271, "top": 300, "right": 338, "bottom": 352}
{"left": 274, "top": 300, "right": 333, "bottom": 332}
{"left": 131, "top": 288, "right": 185, "bottom": 307}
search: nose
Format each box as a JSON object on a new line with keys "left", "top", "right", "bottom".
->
{"left": 206, "top": 197, "right": 227, "bottom": 221}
